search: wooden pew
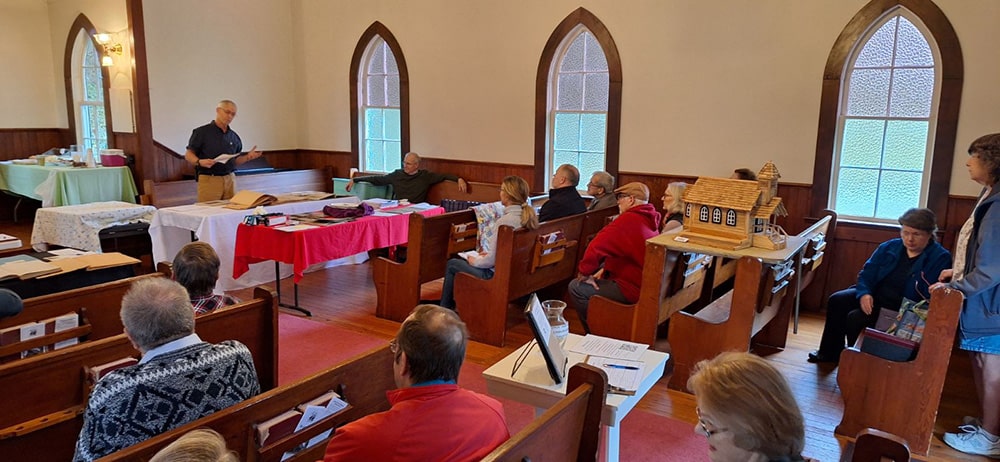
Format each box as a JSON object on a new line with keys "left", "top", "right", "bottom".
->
{"left": 0, "top": 273, "right": 164, "bottom": 362}
{"left": 588, "top": 247, "right": 712, "bottom": 345}
{"left": 482, "top": 364, "right": 607, "bottom": 462}
{"left": 453, "top": 212, "right": 587, "bottom": 346}
{"left": 99, "top": 345, "right": 396, "bottom": 462}
{"left": 835, "top": 287, "right": 963, "bottom": 456}
{"left": 373, "top": 209, "right": 476, "bottom": 322}
{"left": 0, "top": 287, "right": 279, "bottom": 462}
{"left": 426, "top": 179, "right": 504, "bottom": 205}
{"left": 142, "top": 167, "right": 332, "bottom": 208}
{"left": 574, "top": 206, "right": 619, "bottom": 266}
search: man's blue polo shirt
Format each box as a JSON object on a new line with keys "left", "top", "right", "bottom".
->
{"left": 187, "top": 120, "right": 242, "bottom": 176}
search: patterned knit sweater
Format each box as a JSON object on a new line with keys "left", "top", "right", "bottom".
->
{"left": 73, "top": 340, "right": 260, "bottom": 462}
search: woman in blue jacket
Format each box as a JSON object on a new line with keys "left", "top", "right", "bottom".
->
{"left": 808, "top": 208, "right": 950, "bottom": 364}
{"left": 934, "top": 134, "right": 1000, "bottom": 457}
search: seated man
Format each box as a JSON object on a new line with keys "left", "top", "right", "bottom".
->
{"left": 586, "top": 171, "right": 617, "bottom": 211}
{"left": 0, "top": 288, "right": 23, "bottom": 319}
{"left": 173, "top": 241, "right": 238, "bottom": 315}
{"left": 539, "top": 163, "right": 587, "bottom": 222}
{"left": 323, "top": 304, "right": 509, "bottom": 461}
{"left": 346, "top": 152, "right": 468, "bottom": 203}
{"left": 568, "top": 182, "right": 660, "bottom": 333}
{"left": 73, "top": 278, "right": 260, "bottom": 462}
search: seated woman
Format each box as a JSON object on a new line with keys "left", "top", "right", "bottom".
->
{"left": 808, "top": 208, "right": 951, "bottom": 363}
{"left": 661, "top": 181, "right": 688, "bottom": 233}
{"left": 439, "top": 176, "right": 539, "bottom": 310}
{"left": 173, "top": 241, "right": 239, "bottom": 315}
{"left": 688, "top": 352, "right": 813, "bottom": 462}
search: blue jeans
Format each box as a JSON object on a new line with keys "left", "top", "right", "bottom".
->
{"left": 440, "top": 258, "right": 494, "bottom": 310}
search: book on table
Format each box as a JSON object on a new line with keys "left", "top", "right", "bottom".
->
{"left": 0, "top": 256, "right": 61, "bottom": 280}
{"left": 224, "top": 190, "right": 278, "bottom": 210}
{"left": 0, "top": 233, "right": 21, "bottom": 251}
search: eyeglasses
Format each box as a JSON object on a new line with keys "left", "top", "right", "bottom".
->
{"left": 696, "top": 407, "right": 728, "bottom": 438}
{"left": 388, "top": 338, "right": 399, "bottom": 354}
{"left": 586, "top": 183, "right": 599, "bottom": 188}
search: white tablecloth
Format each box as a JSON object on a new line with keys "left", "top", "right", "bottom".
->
{"left": 149, "top": 197, "right": 364, "bottom": 292}
{"left": 31, "top": 201, "right": 156, "bottom": 252}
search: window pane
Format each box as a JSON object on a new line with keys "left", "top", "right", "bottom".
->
{"left": 368, "top": 41, "right": 385, "bottom": 74}
{"left": 365, "top": 140, "right": 384, "bottom": 171}
{"left": 578, "top": 152, "right": 605, "bottom": 182}
{"left": 384, "top": 108, "right": 401, "bottom": 141}
{"left": 840, "top": 119, "right": 884, "bottom": 168}
{"left": 365, "top": 108, "right": 384, "bottom": 139}
{"left": 888, "top": 68, "right": 934, "bottom": 118}
{"left": 557, "top": 74, "right": 583, "bottom": 111}
{"left": 835, "top": 168, "right": 879, "bottom": 217}
{"left": 894, "top": 18, "right": 934, "bottom": 67}
{"left": 583, "top": 73, "right": 609, "bottom": 111}
{"left": 553, "top": 150, "right": 578, "bottom": 169}
{"left": 580, "top": 114, "right": 607, "bottom": 153}
{"left": 385, "top": 45, "right": 399, "bottom": 74}
{"left": 854, "top": 18, "right": 896, "bottom": 68}
{"left": 367, "top": 76, "right": 386, "bottom": 106}
{"left": 554, "top": 113, "right": 580, "bottom": 150}
{"left": 883, "top": 120, "right": 928, "bottom": 171}
{"left": 846, "top": 69, "right": 890, "bottom": 116}
{"left": 385, "top": 142, "right": 401, "bottom": 170}
{"left": 875, "top": 170, "right": 922, "bottom": 219}
{"left": 560, "top": 33, "right": 585, "bottom": 72}
{"left": 386, "top": 75, "right": 400, "bottom": 107}
{"left": 584, "top": 33, "right": 608, "bottom": 71}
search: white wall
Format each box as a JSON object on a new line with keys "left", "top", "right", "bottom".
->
{"left": 0, "top": 0, "right": 58, "bottom": 127}
{"left": 144, "top": 0, "right": 298, "bottom": 155}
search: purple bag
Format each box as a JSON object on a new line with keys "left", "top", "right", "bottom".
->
{"left": 323, "top": 202, "right": 374, "bottom": 219}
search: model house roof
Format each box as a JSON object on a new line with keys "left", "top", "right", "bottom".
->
{"left": 682, "top": 177, "right": 761, "bottom": 211}
{"left": 754, "top": 197, "right": 788, "bottom": 218}
{"left": 758, "top": 160, "right": 781, "bottom": 181}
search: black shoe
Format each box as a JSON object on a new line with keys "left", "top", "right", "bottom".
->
{"left": 807, "top": 351, "right": 839, "bottom": 364}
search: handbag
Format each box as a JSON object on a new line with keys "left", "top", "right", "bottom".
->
{"left": 323, "top": 202, "right": 374, "bottom": 219}
{"left": 886, "top": 297, "right": 929, "bottom": 343}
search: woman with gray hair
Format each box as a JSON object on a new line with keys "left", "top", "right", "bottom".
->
{"left": 933, "top": 133, "right": 1000, "bottom": 457}
{"left": 660, "top": 182, "right": 688, "bottom": 232}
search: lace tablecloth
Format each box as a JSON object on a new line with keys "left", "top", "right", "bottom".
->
{"left": 31, "top": 201, "right": 156, "bottom": 252}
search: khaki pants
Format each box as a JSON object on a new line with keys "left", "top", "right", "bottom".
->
{"left": 197, "top": 174, "right": 236, "bottom": 202}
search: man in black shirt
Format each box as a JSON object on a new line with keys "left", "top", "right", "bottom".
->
{"left": 185, "top": 100, "right": 263, "bottom": 202}
{"left": 539, "top": 164, "right": 586, "bottom": 222}
{"left": 346, "top": 152, "right": 467, "bottom": 203}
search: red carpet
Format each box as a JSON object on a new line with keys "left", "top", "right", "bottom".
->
{"left": 278, "top": 314, "right": 386, "bottom": 384}
{"left": 279, "top": 315, "right": 709, "bottom": 460}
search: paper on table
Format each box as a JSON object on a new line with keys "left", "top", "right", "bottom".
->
{"left": 568, "top": 334, "right": 648, "bottom": 361}
{"left": 585, "top": 356, "right": 643, "bottom": 393}
{"left": 276, "top": 224, "right": 320, "bottom": 232}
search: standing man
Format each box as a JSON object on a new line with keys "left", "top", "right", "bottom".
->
{"left": 539, "top": 164, "right": 586, "bottom": 221}
{"left": 322, "top": 304, "right": 509, "bottom": 461}
{"left": 185, "top": 100, "right": 263, "bottom": 202}
{"left": 346, "top": 152, "right": 468, "bottom": 204}
{"left": 586, "top": 171, "right": 617, "bottom": 211}
{"left": 568, "top": 182, "right": 660, "bottom": 333}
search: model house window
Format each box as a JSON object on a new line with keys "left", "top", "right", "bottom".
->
{"left": 712, "top": 208, "right": 722, "bottom": 224}
{"left": 74, "top": 33, "right": 108, "bottom": 153}
{"left": 685, "top": 203, "right": 692, "bottom": 217}
{"left": 699, "top": 206, "right": 709, "bottom": 222}
{"left": 754, "top": 218, "right": 765, "bottom": 233}
{"left": 830, "top": 11, "right": 940, "bottom": 221}
{"left": 726, "top": 210, "right": 737, "bottom": 226}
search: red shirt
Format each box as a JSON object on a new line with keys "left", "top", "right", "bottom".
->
{"left": 322, "top": 384, "right": 509, "bottom": 461}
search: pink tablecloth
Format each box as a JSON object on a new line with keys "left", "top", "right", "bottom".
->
{"left": 233, "top": 207, "right": 444, "bottom": 283}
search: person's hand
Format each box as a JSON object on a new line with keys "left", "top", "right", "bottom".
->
{"left": 345, "top": 179, "right": 354, "bottom": 192}
{"left": 929, "top": 282, "right": 948, "bottom": 292}
{"left": 198, "top": 158, "right": 216, "bottom": 168}
{"left": 578, "top": 275, "right": 599, "bottom": 290}
{"left": 938, "top": 269, "right": 954, "bottom": 282}
{"left": 860, "top": 294, "right": 874, "bottom": 315}
{"left": 246, "top": 145, "right": 263, "bottom": 160}
{"left": 458, "top": 178, "right": 468, "bottom": 193}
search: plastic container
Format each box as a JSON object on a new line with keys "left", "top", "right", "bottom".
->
{"left": 100, "top": 149, "right": 127, "bottom": 166}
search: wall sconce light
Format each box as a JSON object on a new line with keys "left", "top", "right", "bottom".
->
{"left": 94, "top": 33, "right": 123, "bottom": 67}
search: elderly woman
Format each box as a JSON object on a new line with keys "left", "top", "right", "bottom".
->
{"left": 439, "top": 176, "right": 539, "bottom": 310}
{"left": 808, "top": 208, "right": 950, "bottom": 363}
{"left": 688, "top": 352, "right": 811, "bottom": 462}
{"left": 661, "top": 182, "right": 688, "bottom": 232}
{"left": 932, "top": 134, "right": 1000, "bottom": 457}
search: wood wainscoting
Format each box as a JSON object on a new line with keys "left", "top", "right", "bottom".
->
{"left": 0, "top": 128, "right": 74, "bottom": 160}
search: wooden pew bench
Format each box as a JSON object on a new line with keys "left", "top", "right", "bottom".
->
{"left": 835, "top": 287, "right": 963, "bottom": 456}
{"left": 0, "top": 273, "right": 164, "bottom": 363}
{"left": 0, "top": 287, "right": 279, "bottom": 462}
{"left": 373, "top": 209, "right": 477, "bottom": 322}
{"left": 453, "top": 211, "right": 591, "bottom": 346}
{"left": 142, "top": 167, "right": 332, "bottom": 208}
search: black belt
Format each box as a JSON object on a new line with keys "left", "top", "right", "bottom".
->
{"left": 198, "top": 172, "right": 234, "bottom": 177}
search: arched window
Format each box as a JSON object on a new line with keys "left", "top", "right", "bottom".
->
{"left": 712, "top": 208, "right": 722, "bottom": 224}
{"left": 811, "top": 1, "right": 962, "bottom": 221}
{"left": 726, "top": 210, "right": 737, "bottom": 226}
{"left": 699, "top": 206, "right": 709, "bottom": 222}
{"left": 64, "top": 15, "right": 112, "bottom": 154}
{"left": 350, "top": 23, "right": 409, "bottom": 173}
{"left": 535, "top": 8, "right": 621, "bottom": 190}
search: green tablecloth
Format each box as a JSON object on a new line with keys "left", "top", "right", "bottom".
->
{"left": 0, "top": 163, "right": 138, "bottom": 207}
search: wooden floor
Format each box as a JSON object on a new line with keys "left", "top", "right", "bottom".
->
{"left": 2, "top": 220, "right": 986, "bottom": 461}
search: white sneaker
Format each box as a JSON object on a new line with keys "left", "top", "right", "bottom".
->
{"left": 961, "top": 416, "right": 983, "bottom": 433}
{"left": 944, "top": 427, "right": 1000, "bottom": 458}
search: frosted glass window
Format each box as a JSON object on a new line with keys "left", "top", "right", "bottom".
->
{"left": 831, "top": 12, "right": 938, "bottom": 221}
{"left": 361, "top": 36, "right": 401, "bottom": 172}
{"left": 78, "top": 38, "right": 107, "bottom": 153}
{"left": 549, "top": 27, "right": 609, "bottom": 189}
{"left": 726, "top": 210, "right": 737, "bottom": 226}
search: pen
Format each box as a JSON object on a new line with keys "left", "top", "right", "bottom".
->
{"left": 603, "top": 364, "right": 639, "bottom": 370}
